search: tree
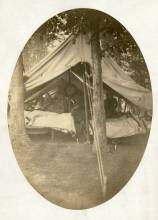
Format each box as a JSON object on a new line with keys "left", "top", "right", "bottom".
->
{"left": 9, "top": 54, "right": 29, "bottom": 146}
{"left": 91, "top": 31, "right": 107, "bottom": 150}
{"left": 24, "top": 9, "right": 151, "bottom": 88}
{"left": 63, "top": 10, "right": 108, "bottom": 151}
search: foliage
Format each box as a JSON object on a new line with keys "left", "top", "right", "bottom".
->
{"left": 24, "top": 8, "right": 151, "bottom": 88}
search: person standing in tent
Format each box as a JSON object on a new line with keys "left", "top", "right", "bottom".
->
{"left": 104, "top": 95, "right": 118, "bottom": 118}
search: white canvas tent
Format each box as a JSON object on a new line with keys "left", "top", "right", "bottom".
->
{"left": 24, "top": 34, "right": 152, "bottom": 111}
{"left": 23, "top": 34, "right": 152, "bottom": 198}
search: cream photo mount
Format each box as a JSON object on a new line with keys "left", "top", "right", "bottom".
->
{"left": 0, "top": 0, "right": 158, "bottom": 220}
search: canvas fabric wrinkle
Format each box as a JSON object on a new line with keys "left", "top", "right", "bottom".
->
{"left": 25, "top": 111, "right": 149, "bottom": 138}
{"left": 89, "top": 116, "right": 150, "bottom": 138}
{"left": 101, "top": 56, "right": 152, "bottom": 110}
{"left": 25, "top": 110, "right": 76, "bottom": 134}
{"left": 24, "top": 34, "right": 152, "bottom": 111}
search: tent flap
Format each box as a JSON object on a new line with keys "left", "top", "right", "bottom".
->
{"left": 101, "top": 56, "right": 152, "bottom": 110}
{"left": 24, "top": 34, "right": 152, "bottom": 111}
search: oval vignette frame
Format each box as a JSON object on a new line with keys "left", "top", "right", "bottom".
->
{"left": 8, "top": 8, "right": 153, "bottom": 210}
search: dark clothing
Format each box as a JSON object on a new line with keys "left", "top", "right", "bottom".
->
{"left": 104, "top": 98, "right": 118, "bottom": 118}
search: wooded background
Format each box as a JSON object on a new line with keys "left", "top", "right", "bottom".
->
{"left": 22, "top": 9, "right": 151, "bottom": 89}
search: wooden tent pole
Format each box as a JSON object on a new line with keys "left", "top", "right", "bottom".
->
{"left": 68, "top": 71, "right": 71, "bottom": 112}
{"left": 83, "top": 72, "right": 90, "bottom": 143}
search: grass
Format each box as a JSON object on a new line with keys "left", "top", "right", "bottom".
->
{"left": 12, "top": 133, "right": 149, "bottom": 209}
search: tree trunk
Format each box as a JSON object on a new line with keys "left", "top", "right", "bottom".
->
{"left": 9, "top": 54, "right": 29, "bottom": 146}
{"left": 91, "top": 32, "right": 108, "bottom": 152}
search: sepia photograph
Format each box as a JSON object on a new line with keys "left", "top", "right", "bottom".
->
{"left": 8, "top": 8, "right": 152, "bottom": 209}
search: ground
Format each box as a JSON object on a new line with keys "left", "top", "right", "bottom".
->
{"left": 12, "top": 132, "right": 149, "bottom": 209}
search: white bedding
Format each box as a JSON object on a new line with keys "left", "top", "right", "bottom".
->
{"left": 90, "top": 116, "right": 150, "bottom": 139}
{"left": 25, "top": 110, "right": 150, "bottom": 138}
{"left": 25, "top": 110, "right": 76, "bottom": 134}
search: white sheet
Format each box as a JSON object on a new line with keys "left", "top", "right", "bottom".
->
{"left": 90, "top": 116, "right": 150, "bottom": 139}
{"left": 25, "top": 110, "right": 150, "bottom": 138}
{"left": 25, "top": 110, "right": 76, "bottom": 134}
